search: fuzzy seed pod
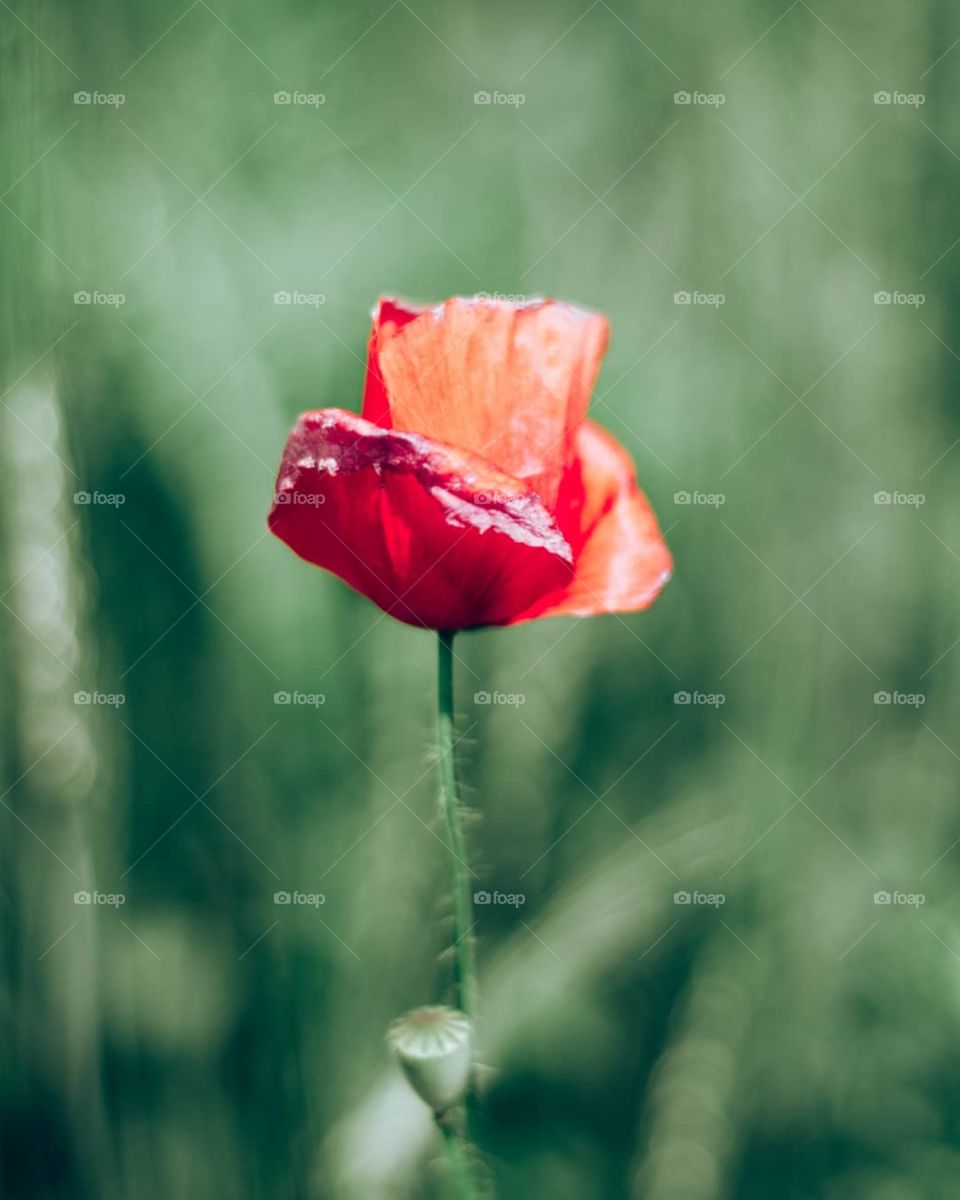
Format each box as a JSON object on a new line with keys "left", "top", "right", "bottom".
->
{"left": 387, "top": 1006, "right": 472, "bottom": 1113}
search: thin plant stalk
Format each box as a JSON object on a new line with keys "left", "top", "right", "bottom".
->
{"left": 436, "top": 630, "right": 477, "bottom": 1019}
{"left": 438, "top": 1119, "right": 475, "bottom": 1200}
{"left": 436, "top": 632, "right": 482, "bottom": 1198}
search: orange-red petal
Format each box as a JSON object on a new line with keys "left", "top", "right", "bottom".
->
{"left": 361, "top": 297, "right": 609, "bottom": 507}
{"left": 515, "top": 420, "right": 672, "bottom": 622}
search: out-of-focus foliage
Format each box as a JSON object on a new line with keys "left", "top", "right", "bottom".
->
{"left": 2, "top": 1, "right": 960, "bottom": 1197}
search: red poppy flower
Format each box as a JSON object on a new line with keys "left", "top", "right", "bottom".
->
{"left": 268, "top": 296, "right": 671, "bottom": 629}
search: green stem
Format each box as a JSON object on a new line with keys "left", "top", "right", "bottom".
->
{"left": 438, "top": 1119, "right": 474, "bottom": 1200}
{"left": 436, "top": 634, "right": 482, "bottom": 1200}
{"left": 436, "top": 631, "right": 477, "bottom": 1019}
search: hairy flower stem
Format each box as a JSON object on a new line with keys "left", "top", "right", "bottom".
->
{"left": 436, "top": 631, "right": 477, "bottom": 1019}
{"left": 437, "top": 634, "right": 482, "bottom": 1200}
{"left": 439, "top": 1117, "right": 476, "bottom": 1198}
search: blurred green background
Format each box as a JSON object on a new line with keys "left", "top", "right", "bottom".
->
{"left": 3, "top": 1, "right": 960, "bottom": 1196}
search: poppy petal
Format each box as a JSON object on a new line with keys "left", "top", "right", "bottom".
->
{"left": 516, "top": 420, "right": 672, "bottom": 621}
{"left": 361, "top": 297, "right": 609, "bottom": 507}
{"left": 361, "top": 298, "right": 429, "bottom": 428}
{"left": 268, "top": 409, "right": 574, "bottom": 629}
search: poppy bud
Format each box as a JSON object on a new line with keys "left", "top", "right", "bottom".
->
{"left": 387, "top": 1005, "right": 472, "bottom": 1113}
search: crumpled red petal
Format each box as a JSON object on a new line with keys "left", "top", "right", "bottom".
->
{"left": 514, "top": 420, "right": 672, "bottom": 622}
{"left": 361, "top": 297, "right": 609, "bottom": 507}
{"left": 268, "top": 409, "right": 574, "bottom": 629}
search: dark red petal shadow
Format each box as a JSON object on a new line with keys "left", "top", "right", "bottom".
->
{"left": 268, "top": 409, "right": 574, "bottom": 629}
{"left": 361, "top": 298, "right": 428, "bottom": 428}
